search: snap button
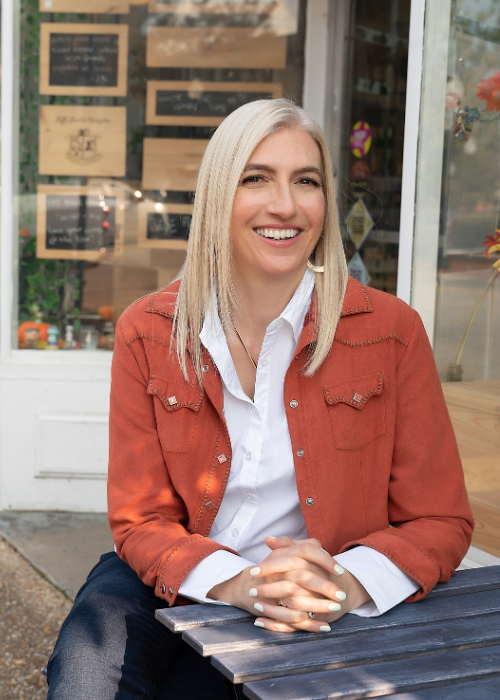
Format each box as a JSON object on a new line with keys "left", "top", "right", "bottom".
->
{"left": 305, "top": 497, "right": 314, "bottom": 506}
{"left": 297, "top": 449, "right": 304, "bottom": 457}
{"left": 217, "top": 454, "right": 227, "bottom": 464}
{"left": 290, "top": 400, "right": 299, "bottom": 408}
{"left": 167, "top": 396, "right": 178, "bottom": 406}
{"left": 161, "top": 584, "right": 166, "bottom": 594}
{"left": 353, "top": 393, "right": 363, "bottom": 403}
{"left": 169, "top": 587, "right": 174, "bottom": 595}
{"left": 202, "top": 364, "right": 209, "bottom": 373}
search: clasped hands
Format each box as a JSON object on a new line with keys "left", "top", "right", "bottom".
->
{"left": 208, "top": 536, "right": 371, "bottom": 633}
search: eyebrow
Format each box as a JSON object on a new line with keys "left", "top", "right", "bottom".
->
{"left": 243, "top": 163, "right": 324, "bottom": 179}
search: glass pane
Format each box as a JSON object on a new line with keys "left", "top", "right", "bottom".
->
{"left": 338, "top": 0, "right": 411, "bottom": 295}
{"left": 16, "top": 0, "right": 305, "bottom": 350}
{"left": 416, "top": 0, "right": 500, "bottom": 557}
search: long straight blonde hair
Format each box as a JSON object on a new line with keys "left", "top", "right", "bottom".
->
{"left": 173, "top": 99, "right": 348, "bottom": 383}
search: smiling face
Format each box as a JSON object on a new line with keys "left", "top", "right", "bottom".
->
{"left": 230, "top": 127, "right": 325, "bottom": 286}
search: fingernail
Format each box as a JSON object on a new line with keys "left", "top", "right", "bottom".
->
{"left": 335, "top": 591, "right": 347, "bottom": 601}
{"left": 254, "top": 603, "right": 264, "bottom": 613}
{"left": 319, "top": 625, "right": 331, "bottom": 632}
{"left": 328, "top": 602, "right": 341, "bottom": 612}
{"left": 334, "top": 564, "right": 344, "bottom": 575}
{"left": 249, "top": 588, "right": 258, "bottom": 597}
{"left": 267, "top": 536, "right": 277, "bottom": 539}
{"left": 254, "top": 620, "right": 265, "bottom": 628}
{"left": 250, "top": 567, "right": 261, "bottom": 576}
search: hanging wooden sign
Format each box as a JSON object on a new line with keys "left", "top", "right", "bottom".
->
{"left": 148, "top": 0, "right": 280, "bottom": 13}
{"left": 142, "top": 138, "right": 209, "bottom": 192}
{"left": 146, "top": 80, "right": 282, "bottom": 127}
{"left": 146, "top": 27, "right": 286, "bottom": 69}
{"left": 39, "top": 105, "right": 127, "bottom": 177}
{"left": 36, "top": 184, "right": 125, "bottom": 262}
{"left": 39, "top": 23, "right": 129, "bottom": 97}
{"left": 39, "top": 0, "right": 130, "bottom": 11}
{"left": 138, "top": 202, "right": 193, "bottom": 250}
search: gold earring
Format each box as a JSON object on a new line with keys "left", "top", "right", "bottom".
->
{"left": 307, "top": 260, "right": 324, "bottom": 273}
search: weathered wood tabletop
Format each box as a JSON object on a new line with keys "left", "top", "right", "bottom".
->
{"left": 156, "top": 565, "right": 500, "bottom": 699}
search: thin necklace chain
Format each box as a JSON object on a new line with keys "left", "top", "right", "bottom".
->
{"left": 233, "top": 324, "right": 257, "bottom": 369}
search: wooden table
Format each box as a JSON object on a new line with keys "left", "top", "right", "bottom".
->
{"left": 156, "top": 565, "right": 500, "bottom": 699}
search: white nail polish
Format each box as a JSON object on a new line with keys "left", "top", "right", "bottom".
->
{"left": 319, "top": 625, "right": 331, "bottom": 632}
{"left": 250, "top": 567, "right": 261, "bottom": 576}
{"left": 267, "top": 536, "right": 277, "bottom": 539}
{"left": 334, "top": 564, "right": 344, "bottom": 575}
{"left": 254, "top": 603, "right": 264, "bottom": 613}
{"left": 254, "top": 621, "right": 265, "bottom": 628}
{"left": 328, "top": 602, "right": 341, "bottom": 612}
{"left": 335, "top": 591, "right": 347, "bottom": 601}
{"left": 249, "top": 588, "right": 258, "bottom": 597}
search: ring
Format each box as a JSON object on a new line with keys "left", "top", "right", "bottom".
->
{"left": 278, "top": 598, "right": 287, "bottom": 607}
{"left": 307, "top": 612, "right": 316, "bottom": 619}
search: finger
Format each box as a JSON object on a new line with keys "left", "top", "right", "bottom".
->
{"left": 254, "top": 614, "right": 331, "bottom": 634}
{"left": 279, "top": 595, "right": 343, "bottom": 614}
{"left": 251, "top": 572, "right": 347, "bottom": 602}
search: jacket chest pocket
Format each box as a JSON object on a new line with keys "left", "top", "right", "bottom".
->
{"left": 148, "top": 376, "right": 203, "bottom": 454}
{"left": 323, "top": 372, "right": 386, "bottom": 450}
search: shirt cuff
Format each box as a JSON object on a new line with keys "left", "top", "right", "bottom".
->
{"left": 178, "top": 550, "right": 255, "bottom": 605}
{"left": 334, "top": 546, "right": 420, "bottom": 618}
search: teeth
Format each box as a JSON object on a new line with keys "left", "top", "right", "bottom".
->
{"left": 255, "top": 228, "right": 300, "bottom": 240}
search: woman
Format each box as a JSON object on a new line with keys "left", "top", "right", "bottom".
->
{"left": 47, "top": 99, "right": 473, "bottom": 699}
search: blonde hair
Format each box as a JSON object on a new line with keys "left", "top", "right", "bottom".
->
{"left": 173, "top": 99, "right": 348, "bottom": 382}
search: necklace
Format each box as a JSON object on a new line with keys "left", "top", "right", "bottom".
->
{"left": 233, "top": 324, "right": 257, "bottom": 369}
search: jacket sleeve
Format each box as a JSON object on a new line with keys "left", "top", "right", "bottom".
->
{"left": 340, "top": 310, "right": 474, "bottom": 600}
{"left": 107, "top": 318, "right": 238, "bottom": 605}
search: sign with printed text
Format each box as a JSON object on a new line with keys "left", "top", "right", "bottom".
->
{"left": 39, "top": 105, "right": 127, "bottom": 177}
{"left": 39, "top": 24, "right": 128, "bottom": 97}
{"left": 345, "top": 198, "right": 374, "bottom": 250}
{"left": 138, "top": 202, "right": 193, "bottom": 250}
{"left": 348, "top": 251, "right": 371, "bottom": 286}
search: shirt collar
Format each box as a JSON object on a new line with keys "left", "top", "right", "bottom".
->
{"left": 200, "top": 268, "right": 315, "bottom": 350}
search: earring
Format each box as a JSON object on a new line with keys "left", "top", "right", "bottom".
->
{"left": 307, "top": 260, "right": 324, "bottom": 273}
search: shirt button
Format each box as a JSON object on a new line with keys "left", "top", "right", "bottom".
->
{"left": 245, "top": 452, "right": 251, "bottom": 460}
{"left": 290, "top": 400, "right": 299, "bottom": 408}
{"left": 261, "top": 359, "right": 268, "bottom": 367}
{"left": 297, "top": 449, "right": 305, "bottom": 457}
{"left": 202, "top": 364, "right": 210, "bottom": 373}
{"left": 305, "top": 497, "right": 314, "bottom": 506}
{"left": 231, "top": 528, "right": 239, "bottom": 537}
{"left": 246, "top": 493, "right": 255, "bottom": 502}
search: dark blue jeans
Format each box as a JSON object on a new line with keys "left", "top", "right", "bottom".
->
{"left": 46, "top": 552, "right": 241, "bottom": 700}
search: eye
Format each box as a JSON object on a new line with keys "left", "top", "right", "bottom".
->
{"left": 241, "top": 174, "right": 265, "bottom": 185}
{"left": 297, "top": 177, "right": 322, "bottom": 188}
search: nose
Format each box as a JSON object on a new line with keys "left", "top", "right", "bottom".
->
{"left": 266, "top": 181, "right": 298, "bottom": 219}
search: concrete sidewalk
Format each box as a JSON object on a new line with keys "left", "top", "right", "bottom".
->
{"left": 1, "top": 510, "right": 500, "bottom": 602}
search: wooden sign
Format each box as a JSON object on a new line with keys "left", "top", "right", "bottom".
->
{"left": 146, "top": 80, "right": 282, "bottom": 127}
{"left": 148, "top": 0, "right": 280, "bottom": 13}
{"left": 39, "top": 24, "right": 128, "bottom": 97}
{"left": 40, "top": 0, "right": 129, "bottom": 11}
{"left": 138, "top": 202, "right": 192, "bottom": 250}
{"left": 142, "top": 138, "right": 209, "bottom": 191}
{"left": 146, "top": 27, "right": 286, "bottom": 69}
{"left": 39, "top": 105, "right": 127, "bottom": 177}
{"left": 36, "top": 184, "right": 125, "bottom": 262}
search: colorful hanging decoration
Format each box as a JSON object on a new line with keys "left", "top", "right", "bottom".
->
{"left": 483, "top": 228, "right": 500, "bottom": 269}
{"left": 453, "top": 106, "right": 480, "bottom": 140}
{"left": 350, "top": 121, "right": 372, "bottom": 158}
{"left": 347, "top": 251, "right": 371, "bottom": 286}
{"left": 476, "top": 71, "right": 500, "bottom": 112}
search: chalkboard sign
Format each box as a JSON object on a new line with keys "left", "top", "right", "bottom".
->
{"left": 40, "top": 24, "right": 129, "bottom": 97}
{"left": 146, "top": 81, "right": 282, "bottom": 126}
{"left": 46, "top": 194, "right": 116, "bottom": 251}
{"left": 49, "top": 33, "right": 119, "bottom": 88}
{"left": 147, "top": 212, "right": 191, "bottom": 240}
{"left": 37, "top": 185, "right": 125, "bottom": 261}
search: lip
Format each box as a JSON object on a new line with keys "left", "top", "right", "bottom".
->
{"left": 253, "top": 225, "right": 303, "bottom": 245}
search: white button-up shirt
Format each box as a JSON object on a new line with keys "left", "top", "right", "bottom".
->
{"left": 179, "top": 269, "right": 419, "bottom": 616}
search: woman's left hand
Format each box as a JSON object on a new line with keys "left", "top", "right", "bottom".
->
{"left": 248, "top": 536, "right": 372, "bottom": 632}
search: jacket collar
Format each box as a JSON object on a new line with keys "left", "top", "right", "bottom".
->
{"left": 145, "top": 276, "right": 374, "bottom": 352}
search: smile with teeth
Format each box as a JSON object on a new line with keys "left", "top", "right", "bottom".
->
{"left": 254, "top": 228, "right": 301, "bottom": 240}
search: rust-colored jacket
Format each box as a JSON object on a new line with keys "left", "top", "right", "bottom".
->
{"left": 108, "top": 277, "right": 473, "bottom": 607}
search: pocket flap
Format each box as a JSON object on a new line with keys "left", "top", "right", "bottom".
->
{"left": 148, "top": 376, "right": 203, "bottom": 412}
{"left": 324, "top": 372, "right": 383, "bottom": 410}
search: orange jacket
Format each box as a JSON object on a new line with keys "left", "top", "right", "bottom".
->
{"left": 108, "top": 277, "right": 473, "bottom": 606}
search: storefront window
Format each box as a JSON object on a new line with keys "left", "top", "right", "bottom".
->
{"left": 414, "top": 0, "right": 500, "bottom": 557}
{"left": 339, "top": 0, "right": 411, "bottom": 295}
{"left": 16, "top": 0, "right": 305, "bottom": 350}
